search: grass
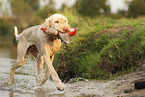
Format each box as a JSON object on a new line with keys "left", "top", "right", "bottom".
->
{"left": 53, "top": 11, "right": 145, "bottom": 82}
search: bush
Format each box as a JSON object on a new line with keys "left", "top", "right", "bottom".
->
{"left": 53, "top": 16, "right": 145, "bottom": 82}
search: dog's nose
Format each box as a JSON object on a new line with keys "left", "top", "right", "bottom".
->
{"left": 63, "top": 27, "right": 70, "bottom": 32}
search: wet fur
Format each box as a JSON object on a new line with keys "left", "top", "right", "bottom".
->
{"left": 7, "top": 14, "right": 70, "bottom": 90}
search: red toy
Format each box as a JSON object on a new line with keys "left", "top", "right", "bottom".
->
{"left": 41, "top": 27, "right": 77, "bottom": 37}
{"left": 41, "top": 28, "right": 47, "bottom": 32}
{"left": 68, "top": 27, "right": 77, "bottom": 37}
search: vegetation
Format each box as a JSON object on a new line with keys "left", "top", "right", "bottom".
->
{"left": 128, "top": 0, "right": 145, "bottom": 18}
{"left": 75, "top": 0, "right": 110, "bottom": 17}
{"left": 53, "top": 12, "right": 145, "bottom": 81}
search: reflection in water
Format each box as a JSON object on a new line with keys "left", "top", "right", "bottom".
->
{"left": 0, "top": 36, "right": 17, "bottom": 59}
{"left": 35, "top": 89, "right": 46, "bottom": 97}
{"left": 8, "top": 91, "right": 33, "bottom": 97}
{"left": 9, "top": 90, "right": 46, "bottom": 97}
{"left": 9, "top": 90, "right": 65, "bottom": 97}
{"left": 9, "top": 91, "right": 13, "bottom": 97}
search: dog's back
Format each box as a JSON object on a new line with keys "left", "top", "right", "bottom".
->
{"left": 14, "top": 25, "right": 42, "bottom": 43}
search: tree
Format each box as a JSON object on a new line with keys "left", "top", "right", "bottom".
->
{"left": 128, "top": 0, "right": 145, "bottom": 18}
{"left": 11, "top": 0, "right": 34, "bottom": 27}
{"left": 23, "top": 0, "right": 39, "bottom": 11}
{"left": 36, "top": 0, "right": 57, "bottom": 19}
{"left": 60, "top": 4, "right": 69, "bottom": 12}
{"left": 11, "top": 0, "right": 34, "bottom": 16}
{"left": 75, "top": 0, "right": 110, "bottom": 17}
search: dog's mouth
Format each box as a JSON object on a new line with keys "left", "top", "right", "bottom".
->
{"left": 50, "top": 26, "right": 70, "bottom": 33}
{"left": 55, "top": 28, "right": 70, "bottom": 34}
{"left": 63, "top": 27, "right": 70, "bottom": 33}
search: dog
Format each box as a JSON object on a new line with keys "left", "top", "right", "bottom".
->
{"left": 8, "top": 14, "right": 71, "bottom": 91}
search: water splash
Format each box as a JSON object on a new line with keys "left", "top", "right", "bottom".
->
{"left": 68, "top": 77, "right": 88, "bottom": 83}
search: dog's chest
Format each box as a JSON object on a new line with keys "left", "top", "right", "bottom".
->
{"left": 43, "top": 35, "right": 61, "bottom": 55}
{"left": 52, "top": 39, "right": 61, "bottom": 53}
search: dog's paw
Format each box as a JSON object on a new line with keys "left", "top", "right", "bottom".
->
{"left": 7, "top": 79, "right": 15, "bottom": 85}
{"left": 56, "top": 83, "right": 64, "bottom": 91}
{"left": 57, "top": 87, "right": 64, "bottom": 91}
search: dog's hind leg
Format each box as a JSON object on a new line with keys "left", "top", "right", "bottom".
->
{"left": 35, "top": 55, "right": 47, "bottom": 84}
{"left": 36, "top": 55, "right": 44, "bottom": 82}
{"left": 8, "top": 41, "right": 29, "bottom": 83}
{"left": 27, "top": 45, "right": 45, "bottom": 83}
{"left": 27, "top": 45, "right": 49, "bottom": 85}
{"left": 36, "top": 55, "right": 50, "bottom": 86}
{"left": 37, "top": 63, "right": 50, "bottom": 86}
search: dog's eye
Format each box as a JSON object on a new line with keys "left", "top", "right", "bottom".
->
{"left": 55, "top": 21, "right": 59, "bottom": 23}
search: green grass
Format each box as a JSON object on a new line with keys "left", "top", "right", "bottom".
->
{"left": 53, "top": 11, "right": 145, "bottom": 82}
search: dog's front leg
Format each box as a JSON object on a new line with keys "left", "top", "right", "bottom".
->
{"left": 43, "top": 54, "right": 64, "bottom": 90}
{"left": 42, "top": 45, "right": 64, "bottom": 90}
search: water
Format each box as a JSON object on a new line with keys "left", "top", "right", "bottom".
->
{"left": 0, "top": 41, "right": 93, "bottom": 97}
{"left": 0, "top": 37, "right": 65, "bottom": 97}
{"left": 0, "top": 37, "right": 109, "bottom": 97}
{"left": 1, "top": 37, "right": 143, "bottom": 97}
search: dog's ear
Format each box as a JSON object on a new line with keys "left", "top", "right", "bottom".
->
{"left": 45, "top": 18, "right": 50, "bottom": 27}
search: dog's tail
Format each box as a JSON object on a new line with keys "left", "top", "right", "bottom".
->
{"left": 14, "top": 26, "right": 19, "bottom": 40}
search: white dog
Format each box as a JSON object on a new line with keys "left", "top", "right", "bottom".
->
{"left": 8, "top": 14, "right": 71, "bottom": 91}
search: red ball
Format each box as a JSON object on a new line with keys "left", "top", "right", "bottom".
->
{"left": 68, "top": 27, "right": 77, "bottom": 37}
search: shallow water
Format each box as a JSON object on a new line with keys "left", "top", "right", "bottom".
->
{"left": 0, "top": 37, "right": 112, "bottom": 97}
{"left": 1, "top": 37, "right": 135, "bottom": 97}
{"left": 0, "top": 37, "right": 93, "bottom": 97}
{"left": 0, "top": 37, "right": 65, "bottom": 97}
{"left": 0, "top": 41, "right": 94, "bottom": 97}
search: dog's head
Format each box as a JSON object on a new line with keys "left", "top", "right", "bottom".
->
{"left": 45, "top": 14, "right": 70, "bottom": 33}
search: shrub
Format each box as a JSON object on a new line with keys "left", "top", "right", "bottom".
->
{"left": 53, "top": 17, "right": 145, "bottom": 82}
